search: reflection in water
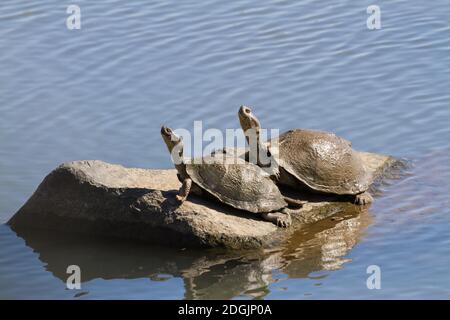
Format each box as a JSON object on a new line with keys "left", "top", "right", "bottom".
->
{"left": 10, "top": 206, "right": 370, "bottom": 299}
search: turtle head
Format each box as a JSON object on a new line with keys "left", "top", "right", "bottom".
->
{"left": 238, "top": 105, "right": 261, "bottom": 134}
{"left": 160, "top": 125, "right": 182, "bottom": 154}
{"left": 238, "top": 106, "right": 274, "bottom": 169}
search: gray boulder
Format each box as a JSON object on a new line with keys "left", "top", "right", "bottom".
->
{"left": 8, "top": 152, "right": 402, "bottom": 249}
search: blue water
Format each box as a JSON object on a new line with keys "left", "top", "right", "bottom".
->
{"left": 1, "top": 0, "right": 449, "bottom": 299}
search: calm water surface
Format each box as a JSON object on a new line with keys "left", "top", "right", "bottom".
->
{"left": 1, "top": 0, "right": 449, "bottom": 299}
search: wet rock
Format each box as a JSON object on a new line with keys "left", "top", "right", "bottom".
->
{"left": 8, "top": 152, "right": 402, "bottom": 249}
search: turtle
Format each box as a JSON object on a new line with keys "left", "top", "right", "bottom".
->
{"left": 237, "top": 105, "right": 373, "bottom": 205}
{"left": 160, "top": 125, "right": 304, "bottom": 227}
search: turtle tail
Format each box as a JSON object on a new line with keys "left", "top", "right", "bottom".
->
{"left": 283, "top": 196, "right": 307, "bottom": 208}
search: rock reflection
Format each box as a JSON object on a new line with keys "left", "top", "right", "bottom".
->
{"left": 10, "top": 206, "right": 370, "bottom": 299}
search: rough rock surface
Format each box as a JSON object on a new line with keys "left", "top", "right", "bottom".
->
{"left": 8, "top": 152, "right": 401, "bottom": 249}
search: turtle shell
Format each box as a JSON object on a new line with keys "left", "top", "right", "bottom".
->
{"left": 185, "top": 155, "right": 287, "bottom": 213}
{"left": 269, "top": 129, "right": 371, "bottom": 195}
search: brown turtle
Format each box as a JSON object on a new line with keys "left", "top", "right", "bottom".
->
{"left": 238, "top": 106, "right": 373, "bottom": 205}
{"left": 161, "top": 125, "right": 304, "bottom": 227}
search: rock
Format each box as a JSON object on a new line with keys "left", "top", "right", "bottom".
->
{"left": 8, "top": 152, "right": 403, "bottom": 249}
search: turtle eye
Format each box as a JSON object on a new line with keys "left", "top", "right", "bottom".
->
{"left": 240, "top": 106, "right": 252, "bottom": 115}
{"left": 161, "top": 126, "right": 173, "bottom": 136}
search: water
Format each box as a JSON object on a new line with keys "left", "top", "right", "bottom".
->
{"left": 1, "top": 0, "right": 449, "bottom": 299}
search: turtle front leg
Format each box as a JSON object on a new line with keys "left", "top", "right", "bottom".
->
{"left": 262, "top": 210, "right": 292, "bottom": 228}
{"left": 176, "top": 178, "right": 192, "bottom": 203}
{"left": 354, "top": 191, "right": 373, "bottom": 205}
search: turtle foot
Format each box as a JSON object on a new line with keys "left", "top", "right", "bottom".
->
{"left": 262, "top": 212, "right": 292, "bottom": 228}
{"left": 354, "top": 192, "right": 373, "bottom": 205}
{"left": 175, "top": 195, "right": 187, "bottom": 203}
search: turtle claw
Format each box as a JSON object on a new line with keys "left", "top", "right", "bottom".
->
{"left": 277, "top": 218, "right": 288, "bottom": 228}
{"left": 354, "top": 192, "right": 373, "bottom": 205}
{"left": 262, "top": 212, "right": 291, "bottom": 227}
{"left": 276, "top": 213, "right": 292, "bottom": 228}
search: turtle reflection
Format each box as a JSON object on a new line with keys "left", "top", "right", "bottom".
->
{"left": 10, "top": 206, "right": 370, "bottom": 299}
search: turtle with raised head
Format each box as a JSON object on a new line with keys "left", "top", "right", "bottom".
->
{"left": 237, "top": 106, "right": 373, "bottom": 205}
{"left": 161, "top": 125, "right": 303, "bottom": 227}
